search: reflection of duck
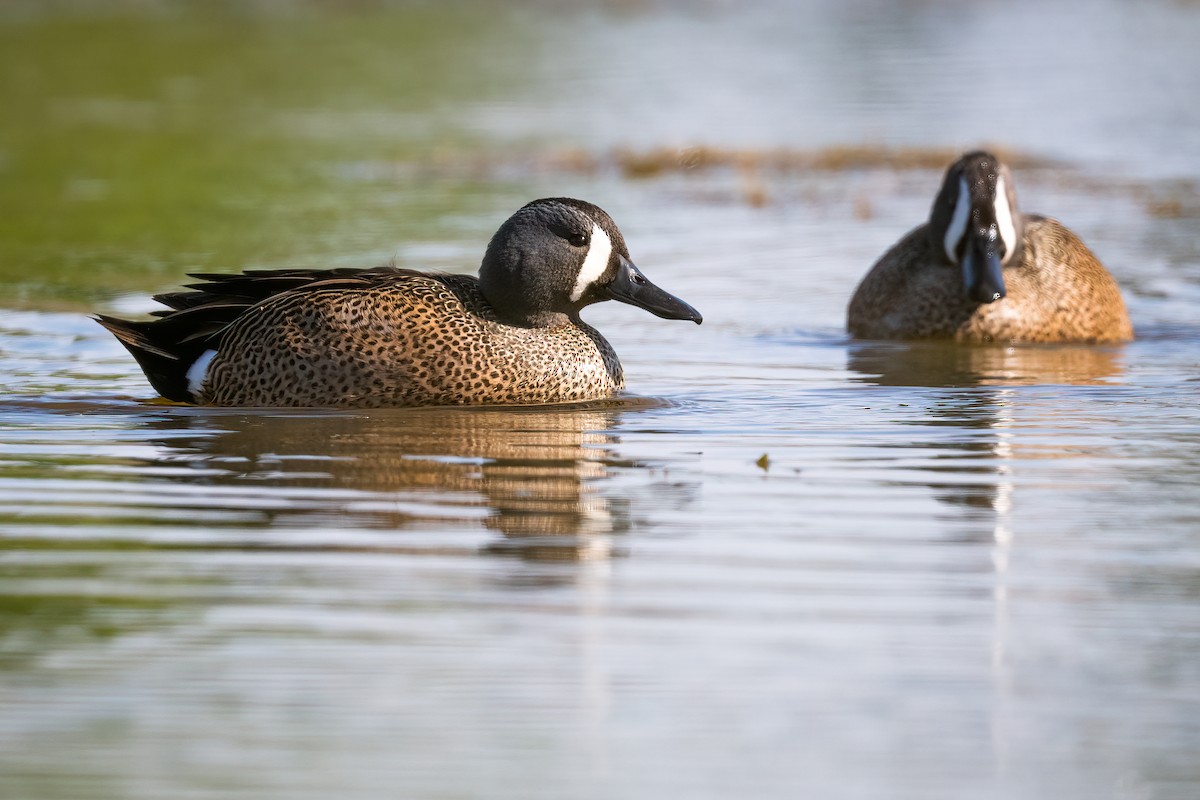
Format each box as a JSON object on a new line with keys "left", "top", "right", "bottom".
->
{"left": 847, "top": 340, "right": 1125, "bottom": 387}
{"left": 99, "top": 198, "right": 701, "bottom": 407}
{"left": 847, "top": 338, "right": 1124, "bottom": 543}
{"left": 848, "top": 151, "right": 1133, "bottom": 343}
{"left": 155, "top": 404, "right": 658, "bottom": 560}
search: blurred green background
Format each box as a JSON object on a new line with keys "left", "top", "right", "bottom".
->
{"left": 0, "top": 1, "right": 539, "bottom": 307}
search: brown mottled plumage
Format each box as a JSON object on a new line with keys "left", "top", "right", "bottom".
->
{"left": 848, "top": 151, "right": 1133, "bottom": 343}
{"left": 97, "top": 198, "right": 702, "bottom": 407}
{"left": 198, "top": 271, "right": 622, "bottom": 406}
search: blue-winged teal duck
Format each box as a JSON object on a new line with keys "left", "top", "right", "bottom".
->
{"left": 98, "top": 198, "right": 702, "bottom": 407}
{"left": 848, "top": 151, "right": 1133, "bottom": 343}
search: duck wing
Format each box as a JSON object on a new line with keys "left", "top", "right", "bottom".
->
{"left": 96, "top": 266, "right": 428, "bottom": 402}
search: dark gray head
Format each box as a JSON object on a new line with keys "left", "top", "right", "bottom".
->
{"left": 928, "top": 151, "right": 1025, "bottom": 304}
{"left": 478, "top": 197, "right": 702, "bottom": 328}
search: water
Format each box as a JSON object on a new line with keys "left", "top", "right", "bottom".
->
{"left": 2, "top": 2, "right": 1200, "bottom": 798}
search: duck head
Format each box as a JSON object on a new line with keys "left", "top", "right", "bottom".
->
{"left": 479, "top": 198, "right": 702, "bottom": 328}
{"left": 928, "top": 151, "right": 1025, "bottom": 304}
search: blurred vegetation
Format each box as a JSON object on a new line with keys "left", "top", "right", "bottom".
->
{"left": 0, "top": 1, "right": 535, "bottom": 309}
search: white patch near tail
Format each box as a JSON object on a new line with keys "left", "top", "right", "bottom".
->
{"left": 570, "top": 224, "right": 612, "bottom": 302}
{"left": 943, "top": 176, "right": 971, "bottom": 263}
{"left": 186, "top": 349, "right": 218, "bottom": 399}
{"left": 994, "top": 175, "right": 1018, "bottom": 263}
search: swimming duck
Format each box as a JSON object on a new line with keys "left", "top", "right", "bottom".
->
{"left": 98, "top": 197, "right": 702, "bottom": 407}
{"left": 847, "top": 151, "right": 1133, "bottom": 343}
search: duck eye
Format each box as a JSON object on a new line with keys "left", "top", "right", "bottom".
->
{"left": 567, "top": 232, "right": 589, "bottom": 248}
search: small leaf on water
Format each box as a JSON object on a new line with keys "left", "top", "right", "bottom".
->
{"left": 755, "top": 453, "right": 770, "bottom": 471}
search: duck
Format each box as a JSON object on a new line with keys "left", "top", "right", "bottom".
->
{"left": 847, "top": 150, "right": 1133, "bottom": 343}
{"left": 97, "top": 197, "right": 702, "bottom": 408}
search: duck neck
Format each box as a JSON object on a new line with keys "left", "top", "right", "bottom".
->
{"left": 499, "top": 308, "right": 576, "bottom": 329}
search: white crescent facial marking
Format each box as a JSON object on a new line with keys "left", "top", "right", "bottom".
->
{"left": 943, "top": 176, "right": 971, "bottom": 263}
{"left": 994, "top": 174, "right": 1018, "bottom": 264}
{"left": 186, "top": 348, "right": 218, "bottom": 399}
{"left": 570, "top": 223, "right": 612, "bottom": 302}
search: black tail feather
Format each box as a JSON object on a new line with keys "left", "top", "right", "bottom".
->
{"left": 96, "top": 314, "right": 195, "bottom": 401}
{"left": 96, "top": 301, "right": 255, "bottom": 401}
{"left": 98, "top": 265, "right": 422, "bottom": 403}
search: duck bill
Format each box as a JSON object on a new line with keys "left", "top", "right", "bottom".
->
{"left": 601, "top": 256, "right": 703, "bottom": 324}
{"left": 961, "top": 231, "right": 1007, "bottom": 304}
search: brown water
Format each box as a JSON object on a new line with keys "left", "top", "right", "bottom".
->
{"left": 2, "top": 2, "right": 1200, "bottom": 798}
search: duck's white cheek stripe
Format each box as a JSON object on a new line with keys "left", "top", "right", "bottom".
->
{"left": 570, "top": 224, "right": 612, "bottom": 302}
{"left": 994, "top": 175, "right": 1018, "bottom": 263}
{"left": 186, "top": 349, "right": 218, "bottom": 399}
{"left": 943, "top": 176, "right": 970, "bottom": 263}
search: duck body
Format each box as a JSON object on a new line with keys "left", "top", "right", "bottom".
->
{"left": 129, "top": 268, "right": 624, "bottom": 407}
{"left": 98, "top": 199, "right": 701, "bottom": 408}
{"left": 848, "top": 152, "right": 1133, "bottom": 344}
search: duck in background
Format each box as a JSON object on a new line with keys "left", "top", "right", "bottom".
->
{"left": 848, "top": 150, "right": 1132, "bottom": 343}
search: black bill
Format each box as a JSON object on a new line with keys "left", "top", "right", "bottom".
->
{"left": 601, "top": 256, "right": 703, "bottom": 324}
{"left": 961, "top": 225, "right": 1007, "bottom": 304}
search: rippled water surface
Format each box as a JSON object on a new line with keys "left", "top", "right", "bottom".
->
{"left": 2, "top": 2, "right": 1199, "bottom": 798}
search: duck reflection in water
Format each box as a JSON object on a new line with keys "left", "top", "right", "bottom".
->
{"left": 846, "top": 341, "right": 1127, "bottom": 528}
{"left": 847, "top": 340, "right": 1126, "bottom": 388}
{"left": 150, "top": 401, "right": 674, "bottom": 563}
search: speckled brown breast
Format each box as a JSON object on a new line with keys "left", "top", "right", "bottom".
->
{"left": 198, "top": 273, "right": 624, "bottom": 407}
{"left": 847, "top": 217, "right": 1133, "bottom": 343}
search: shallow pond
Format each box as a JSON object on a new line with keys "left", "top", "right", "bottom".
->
{"left": 1, "top": 2, "right": 1199, "bottom": 798}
